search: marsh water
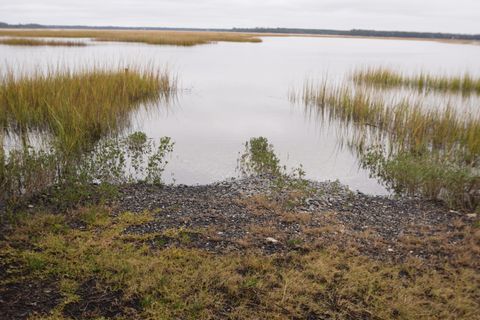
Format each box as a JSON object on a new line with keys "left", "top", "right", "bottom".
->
{"left": 2, "top": 36, "right": 480, "bottom": 194}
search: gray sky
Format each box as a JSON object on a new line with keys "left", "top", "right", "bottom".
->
{"left": 1, "top": 0, "right": 479, "bottom": 34}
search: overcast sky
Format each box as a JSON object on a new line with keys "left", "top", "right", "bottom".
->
{"left": 1, "top": 0, "right": 479, "bottom": 34}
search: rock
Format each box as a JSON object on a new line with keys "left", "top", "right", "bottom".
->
{"left": 265, "top": 237, "right": 279, "bottom": 244}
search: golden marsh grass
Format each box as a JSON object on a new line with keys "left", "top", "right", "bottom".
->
{"left": 0, "top": 37, "right": 87, "bottom": 47}
{"left": 353, "top": 67, "right": 480, "bottom": 95}
{"left": 293, "top": 77, "right": 480, "bottom": 209}
{"left": 0, "top": 66, "right": 176, "bottom": 153}
{"left": 0, "top": 29, "right": 262, "bottom": 46}
{"left": 295, "top": 80, "right": 480, "bottom": 161}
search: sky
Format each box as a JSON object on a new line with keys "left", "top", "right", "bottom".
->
{"left": 1, "top": 0, "right": 479, "bottom": 34}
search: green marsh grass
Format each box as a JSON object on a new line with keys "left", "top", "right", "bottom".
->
{"left": 353, "top": 67, "right": 480, "bottom": 95}
{"left": 0, "top": 29, "right": 262, "bottom": 46}
{"left": 0, "top": 37, "right": 87, "bottom": 47}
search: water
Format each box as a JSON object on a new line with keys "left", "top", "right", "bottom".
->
{"left": 2, "top": 36, "right": 480, "bottom": 194}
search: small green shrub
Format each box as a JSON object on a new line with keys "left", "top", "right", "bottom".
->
{"left": 0, "top": 132, "right": 174, "bottom": 208}
{"left": 237, "top": 137, "right": 312, "bottom": 201}
{"left": 361, "top": 146, "right": 479, "bottom": 210}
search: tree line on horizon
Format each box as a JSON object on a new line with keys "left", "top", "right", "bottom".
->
{"left": 1, "top": 21, "right": 479, "bottom": 41}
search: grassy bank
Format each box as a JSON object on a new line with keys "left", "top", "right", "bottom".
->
{"left": 353, "top": 67, "right": 480, "bottom": 95}
{"left": 1, "top": 200, "right": 478, "bottom": 319}
{"left": 0, "top": 37, "right": 87, "bottom": 47}
{"left": 0, "top": 29, "right": 262, "bottom": 46}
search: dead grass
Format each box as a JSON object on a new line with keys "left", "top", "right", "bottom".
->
{"left": 0, "top": 29, "right": 262, "bottom": 46}
{"left": 0, "top": 37, "right": 87, "bottom": 47}
{"left": 1, "top": 206, "right": 478, "bottom": 319}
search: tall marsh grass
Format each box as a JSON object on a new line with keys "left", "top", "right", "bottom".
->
{"left": 293, "top": 78, "right": 480, "bottom": 210}
{"left": 0, "top": 66, "right": 177, "bottom": 205}
{"left": 295, "top": 80, "right": 480, "bottom": 162}
{"left": 353, "top": 67, "right": 480, "bottom": 95}
{"left": 0, "top": 37, "right": 87, "bottom": 47}
{"left": 0, "top": 30, "right": 262, "bottom": 46}
{"left": 0, "top": 66, "right": 176, "bottom": 153}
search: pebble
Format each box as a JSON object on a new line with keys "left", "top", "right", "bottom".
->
{"left": 265, "top": 237, "right": 279, "bottom": 244}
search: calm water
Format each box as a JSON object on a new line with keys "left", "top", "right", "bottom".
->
{"left": 2, "top": 36, "right": 480, "bottom": 194}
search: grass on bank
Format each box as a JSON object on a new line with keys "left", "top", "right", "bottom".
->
{"left": 353, "top": 67, "right": 480, "bottom": 95}
{"left": 1, "top": 207, "right": 478, "bottom": 319}
{"left": 0, "top": 66, "right": 176, "bottom": 153}
{"left": 0, "top": 37, "right": 87, "bottom": 47}
{"left": 0, "top": 29, "right": 262, "bottom": 46}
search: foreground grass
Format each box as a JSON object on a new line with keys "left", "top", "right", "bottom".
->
{"left": 0, "top": 29, "right": 262, "bottom": 46}
{"left": 0, "top": 66, "right": 176, "bottom": 152}
{"left": 0, "top": 37, "right": 87, "bottom": 47}
{"left": 0, "top": 206, "right": 478, "bottom": 319}
{"left": 353, "top": 67, "right": 480, "bottom": 95}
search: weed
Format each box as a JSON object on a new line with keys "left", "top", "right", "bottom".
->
{"left": 1, "top": 132, "right": 174, "bottom": 208}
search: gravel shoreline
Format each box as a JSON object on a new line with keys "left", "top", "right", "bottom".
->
{"left": 113, "top": 176, "right": 478, "bottom": 263}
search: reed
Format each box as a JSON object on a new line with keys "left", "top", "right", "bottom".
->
{"left": 294, "top": 79, "right": 480, "bottom": 209}
{"left": 0, "top": 37, "right": 87, "bottom": 46}
{"left": 0, "top": 29, "right": 262, "bottom": 46}
{"left": 0, "top": 66, "right": 176, "bottom": 153}
{"left": 296, "top": 81, "right": 480, "bottom": 161}
{"left": 353, "top": 67, "right": 480, "bottom": 95}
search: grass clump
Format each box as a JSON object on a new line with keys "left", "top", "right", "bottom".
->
{"left": 0, "top": 66, "right": 176, "bottom": 153}
{"left": 0, "top": 29, "right": 262, "bottom": 46}
{"left": 237, "top": 137, "right": 312, "bottom": 208}
{"left": 353, "top": 67, "right": 480, "bottom": 95}
{"left": 294, "top": 77, "right": 480, "bottom": 210}
{"left": 297, "top": 81, "right": 480, "bottom": 160}
{"left": 0, "top": 37, "right": 87, "bottom": 47}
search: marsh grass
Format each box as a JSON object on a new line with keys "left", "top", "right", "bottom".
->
{"left": 0, "top": 66, "right": 176, "bottom": 153}
{"left": 353, "top": 67, "right": 480, "bottom": 95}
{"left": 0, "top": 66, "right": 176, "bottom": 204}
{"left": 0, "top": 29, "right": 262, "bottom": 46}
{"left": 0, "top": 37, "right": 87, "bottom": 47}
{"left": 293, "top": 79, "right": 480, "bottom": 209}
{"left": 295, "top": 80, "right": 480, "bottom": 162}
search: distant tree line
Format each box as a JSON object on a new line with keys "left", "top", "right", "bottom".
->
{"left": 232, "top": 28, "right": 480, "bottom": 41}
{"left": 1, "top": 22, "right": 479, "bottom": 40}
